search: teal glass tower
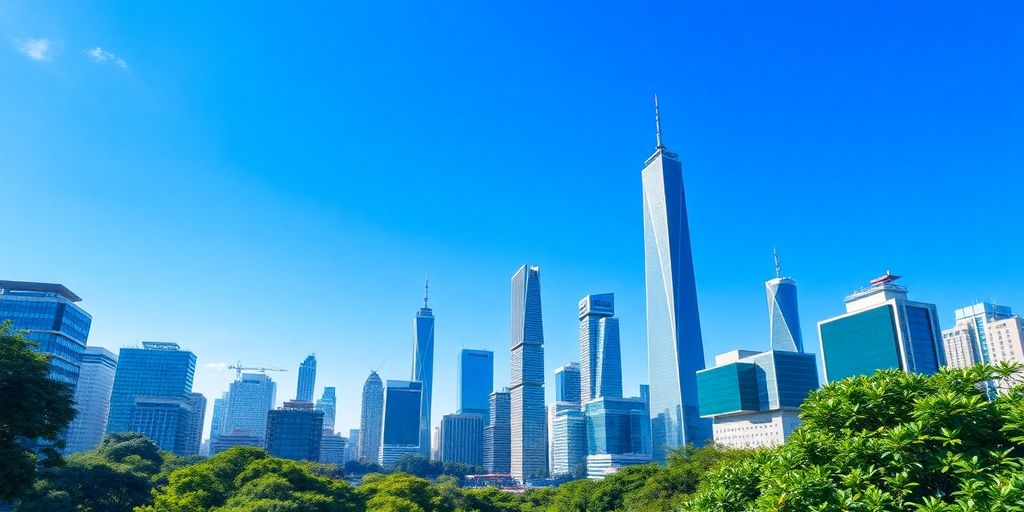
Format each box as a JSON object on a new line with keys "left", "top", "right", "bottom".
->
{"left": 412, "top": 280, "right": 435, "bottom": 458}
{"left": 642, "top": 97, "right": 712, "bottom": 460}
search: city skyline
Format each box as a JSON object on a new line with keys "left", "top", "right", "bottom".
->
{"left": 2, "top": 1, "right": 1022, "bottom": 444}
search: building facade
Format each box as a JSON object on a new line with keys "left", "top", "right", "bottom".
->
{"left": 320, "top": 433, "right": 348, "bottom": 464}
{"left": 554, "top": 362, "right": 581, "bottom": 404}
{"left": 509, "top": 265, "right": 547, "bottom": 481}
{"left": 211, "top": 392, "right": 229, "bottom": 439}
{"left": 459, "top": 349, "right": 494, "bottom": 422}
{"left": 440, "top": 413, "right": 484, "bottom": 467}
{"left": 548, "top": 402, "right": 586, "bottom": 477}
{"left": 584, "top": 396, "right": 651, "bottom": 479}
{"left": 266, "top": 402, "right": 324, "bottom": 462}
{"left": 379, "top": 380, "right": 422, "bottom": 466}
{"left": 818, "top": 272, "right": 944, "bottom": 383}
{"left": 484, "top": 388, "right": 511, "bottom": 474}
{"left": 65, "top": 346, "right": 117, "bottom": 453}
{"left": 296, "top": 354, "right": 316, "bottom": 402}
{"left": 641, "top": 99, "right": 712, "bottom": 461}
{"left": 316, "top": 386, "right": 337, "bottom": 433}
{"left": 210, "top": 431, "right": 263, "bottom": 454}
{"left": 345, "top": 429, "right": 360, "bottom": 462}
{"left": 0, "top": 280, "right": 92, "bottom": 387}
{"left": 222, "top": 373, "right": 277, "bottom": 440}
{"left": 766, "top": 251, "right": 804, "bottom": 353}
{"left": 579, "top": 294, "right": 622, "bottom": 402}
{"left": 412, "top": 283, "right": 435, "bottom": 459}
{"left": 358, "top": 371, "right": 384, "bottom": 461}
{"left": 942, "top": 303, "right": 1017, "bottom": 368}
{"left": 184, "top": 392, "right": 207, "bottom": 455}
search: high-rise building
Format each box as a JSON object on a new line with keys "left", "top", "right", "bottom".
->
{"left": 345, "top": 429, "right": 360, "bottom": 462}
{"left": 412, "top": 281, "right": 435, "bottom": 459}
{"left": 459, "top": 349, "right": 494, "bottom": 423}
{"left": 579, "top": 294, "right": 622, "bottom": 402}
{"left": 554, "top": 362, "right": 581, "bottom": 404}
{"left": 641, "top": 98, "right": 712, "bottom": 461}
{"left": 584, "top": 395, "right": 651, "bottom": 479}
{"left": 766, "top": 250, "right": 804, "bottom": 353}
{"left": 0, "top": 280, "right": 92, "bottom": 387}
{"left": 316, "top": 386, "right": 337, "bottom": 433}
{"left": 210, "top": 430, "right": 263, "bottom": 455}
{"left": 183, "top": 392, "right": 206, "bottom": 455}
{"left": 509, "top": 264, "right": 547, "bottom": 481}
{"left": 211, "top": 392, "right": 229, "bottom": 439}
{"left": 379, "top": 380, "right": 423, "bottom": 466}
{"left": 440, "top": 413, "right": 484, "bottom": 467}
{"left": 65, "top": 347, "right": 117, "bottom": 453}
{"left": 942, "top": 303, "right": 1016, "bottom": 368}
{"left": 484, "top": 388, "right": 511, "bottom": 474}
{"left": 107, "top": 342, "right": 199, "bottom": 455}
{"left": 548, "top": 402, "right": 586, "bottom": 477}
{"left": 296, "top": 354, "right": 316, "bottom": 402}
{"left": 222, "top": 373, "right": 277, "bottom": 440}
{"left": 358, "top": 371, "right": 384, "bottom": 461}
{"left": 320, "top": 433, "right": 348, "bottom": 464}
{"left": 266, "top": 401, "right": 323, "bottom": 462}
{"left": 818, "top": 272, "right": 944, "bottom": 383}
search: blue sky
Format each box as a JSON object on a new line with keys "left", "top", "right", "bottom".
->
{"left": 2, "top": 2, "right": 1022, "bottom": 440}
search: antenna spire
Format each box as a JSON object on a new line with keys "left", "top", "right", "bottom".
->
{"left": 654, "top": 94, "right": 664, "bottom": 149}
{"left": 423, "top": 274, "right": 429, "bottom": 308}
{"left": 773, "top": 246, "right": 782, "bottom": 278}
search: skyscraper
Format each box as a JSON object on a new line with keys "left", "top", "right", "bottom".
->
{"left": 548, "top": 402, "right": 586, "bottom": 477}
{"left": 942, "top": 303, "right": 1016, "bottom": 368}
{"left": 412, "top": 280, "right": 435, "bottom": 458}
{"left": 818, "top": 272, "right": 944, "bottom": 383}
{"left": 106, "top": 342, "right": 199, "bottom": 455}
{"left": 458, "top": 349, "right": 494, "bottom": 422}
{"left": 223, "top": 373, "right": 277, "bottom": 440}
{"left": 316, "top": 386, "right": 337, "bottom": 433}
{"left": 358, "top": 371, "right": 384, "bottom": 461}
{"left": 184, "top": 392, "right": 207, "bottom": 455}
{"left": 0, "top": 280, "right": 92, "bottom": 387}
{"left": 579, "top": 294, "right": 622, "bottom": 402}
{"left": 345, "top": 429, "right": 360, "bottom": 462}
{"left": 765, "top": 250, "right": 804, "bottom": 352}
{"left": 584, "top": 395, "right": 652, "bottom": 479}
{"left": 554, "top": 362, "right": 581, "bottom": 404}
{"left": 510, "top": 264, "right": 547, "bottom": 481}
{"left": 210, "top": 392, "right": 229, "bottom": 439}
{"left": 65, "top": 346, "right": 117, "bottom": 453}
{"left": 379, "top": 380, "right": 423, "bottom": 466}
{"left": 484, "top": 388, "right": 511, "bottom": 474}
{"left": 641, "top": 98, "right": 712, "bottom": 461}
{"left": 440, "top": 413, "right": 484, "bottom": 467}
{"left": 296, "top": 354, "right": 316, "bottom": 402}
{"left": 266, "top": 401, "right": 324, "bottom": 462}
{"left": 320, "top": 433, "right": 348, "bottom": 464}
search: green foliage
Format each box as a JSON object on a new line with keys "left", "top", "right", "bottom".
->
{"left": 0, "top": 320, "right": 77, "bottom": 501}
{"left": 388, "top": 455, "right": 482, "bottom": 482}
{"left": 686, "top": 364, "right": 1024, "bottom": 511}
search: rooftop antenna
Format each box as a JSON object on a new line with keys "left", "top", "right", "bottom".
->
{"left": 374, "top": 359, "right": 386, "bottom": 373}
{"left": 423, "top": 273, "right": 429, "bottom": 309}
{"left": 654, "top": 93, "right": 664, "bottom": 149}
{"left": 773, "top": 246, "right": 782, "bottom": 278}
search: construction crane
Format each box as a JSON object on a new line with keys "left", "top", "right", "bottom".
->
{"left": 228, "top": 362, "right": 287, "bottom": 380}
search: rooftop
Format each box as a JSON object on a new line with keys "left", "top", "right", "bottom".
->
{"left": 0, "top": 280, "right": 82, "bottom": 302}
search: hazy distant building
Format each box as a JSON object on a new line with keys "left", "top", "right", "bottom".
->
{"left": 316, "top": 386, "right": 337, "bottom": 433}
{"left": 484, "top": 388, "right": 511, "bottom": 474}
{"left": 412, "top": 282, "right": 435, "bottom": 459}
{"left": 379, "top": 380, "right": 422, "bottom": 466}
{"left": 459, "top": 349, "right": 494, "bottom": 423}
{"left": 641, "top": 99, "right": 712, "bottom": 460}
{"left": 818, "top": 272, "right": 944, "bottom": 383}
{"left": 554, "top": 362, "right": 581, "bottom": 404}
{"left": 320, "top": 433, "right": 348, "bottom": 464}
{"left": 548, "top": 402, "right": 586, "bottom": 477}
{"left": 579, "top": 294, "right": 622, "bottom": 402}
{"left": 358, "top": 371, "right": 384, "bottom": 461}
{"left": 345, "top": 429, "right": 360, "bottom": 462}
{"left": 184, "top": 392, "right": 207, "bottom": 455}
{"left": 210, "top": 392, "right": 229, "bottom": 439}
{"left": 65, "top": 347, "right": 117, "bottom": 453}
{"left": 440, "top": 413, "right": 484, "bottom": 467}
{"left": 211, "top": 430, "right": 263, "bottom": 454}
{"left": 266, "top": 401, "right": 323, "bottom": 462}
{"left": 296, "top": 354, "right": 316, "bottom": 402}
{"left": 509, "top": 264, "right": 547, "bottom": 481}
{"left": 223, "top": 373, "right": 277, "bottom": 440}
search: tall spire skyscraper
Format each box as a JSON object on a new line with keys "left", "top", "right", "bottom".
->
{"left": 642, "top": 96, "right": 712, "bottom": 461}
{"left": 765, "top": 249, "right": 804, "bottom": 353}
{"left": 358, "top": 371, "right": 384, "bottom": 461}
{"left": 412, "top": 279, "right": 435, "bottom": 458}
{"left": 510, "top": 264, "right": 547, "bottom": 481}
{"left": 296, "top": 354, "right": 316, "bottom": 402}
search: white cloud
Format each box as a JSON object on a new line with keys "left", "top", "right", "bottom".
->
{"left": 15, "top": 38, "right": 52, "bottom": 60}
{"left": 87, "top": 46, "right": 128, "bottom": 68}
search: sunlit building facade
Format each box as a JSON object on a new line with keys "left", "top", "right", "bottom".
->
{"left": 358, "top": 371, "right": 384, "bottom": 461}
{"left": 510, "top": 265, "right": 547, "bottom": 481}
{"left": 65, "top": 347, "right": 117, "bottom": 453}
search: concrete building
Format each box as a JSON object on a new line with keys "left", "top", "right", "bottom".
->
{"left": 65, "top": 347, "right": 117, "bottom": 453}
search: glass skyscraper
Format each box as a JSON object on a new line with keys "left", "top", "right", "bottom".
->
{"left": 65, "top": 346, "right": 117, "bottom": 453}
{"left": 106, "top": 342, "right": 199, "bottom": 455}
{"left": 765, "top": 251, "right": 804, "bottom": 353}
{"left": 266, "top": 401, "right": 324, "bottom": 462}
{"left": 184, "top": 392, "right": 207, "bottom": 455}
{"left": 358, "top": 371, "right": 384, "bottom": 461}
{"left": 412, "top": 282, "right": 435, "bottom": 459}
{"left": 549, "top": 402, "right": 586, "bottom": 477}
{"left": 296, "top": 354, "right": 316, "bottom": 402}
{"left": 484, "top": 388, "right": 511, "bottom": 474}
{"left": 379, "top": 379, "right": 423, "bottom": 466}
{"left": 509, "top": 264, "right": 547, "bottom": 481}
{"left": 579, "top": 294, "right": 622, "bottom": 402}
{"left": 0, "top": 280, "right": 92, "bottom": 387}
{"left": 584, "top": 395, "right": 651, "bottom": 479}
{"left": 223, "top": 373, "right": 277, "bottom": 440}
{"left": 458, "top": 349, "right": 493, "bottom": 423}
{"left": 315, "top": 386, "right": 337, "bottom": 433}
{"left": 211, "top": 392, "right": 229, "bottom": 438}
{"left": 641, "top": 98, "right": 712, "bottom": 460}
{"left": 554, "top": 362, "right": 581, "bottom": 404}
{"left": 440, "top": 413, "right": 485, "bottom": 467}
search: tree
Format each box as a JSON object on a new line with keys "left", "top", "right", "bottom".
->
{"left": 0, "top": 320, "right": 77, "bottom": 501}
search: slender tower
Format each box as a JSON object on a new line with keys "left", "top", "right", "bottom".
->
{"left": 296, "top": 354, "right": 316, "bottom": 402}
{"left": 765, "top": 248, "right": 804, "bottom": 353}
{"left": 642, "top": 96, "right": 712, "bottom": 462}
{"left": 510, "top": 264, "right": 547, "bottom": 481}
{"left": 412, "top": 279, "right": 435, "bottom": 458}
{"left": 358, "top": 371, "right": 384, "bottom": 461}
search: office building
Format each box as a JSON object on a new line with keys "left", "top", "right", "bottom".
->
{"left": 509, "top": 264, "right": 547, "bottom": 481}
{"left": 459, "top": 349, "right": 494, "bottom": 422}
{"left": 266, "top": 401, "right": 323, "bottom": 462}
{"left": 65, "top": 347, "right": 117, "bottom": 453}
{"left": 358, "top": 371, "right": 384, "bottom": 461}
{"left": 316, "top": 386, "right": 337, "bottom": 433}
{"left": 211, "top": 392, "right": 229, "bottom": 439}
{"left": 184, "top": 392, "right": 206, "bottom": 455}
{"left": 548, "top": 402, "right": 586, "bottom": 477}
{"left": 584, "top": 396, "right": 651, "bottom": 479}
{"left": 484, "top": 388, "right": 511, "bottom": 474}
{"left": 641, "top": 99, "right": 712, "bottom": 461}
{"left": 379, "top": 380, "right": 422, "bottom": 466}
{"left": 296, "top": 354, "right": 316, "bottom": 402}
{"left": 766, "top": 250, "right": 804, "bottom": 352}
{"left": 222, "top": 373, "right": 277, "bottom": 440}
{"left": 0, "top": 280, "right": 92, "bottom": 387}
{"left": 320, "top": 433, "right": 348, "bottom": 464}
{"left": 440, "top": 413, "right": 484, "bottom": 467}
{"left": 106, "top": 342, "right": 198, "bottom": 455}
{"left": 412, "top": 281, "right": 435, "bottom": 459}
{"left": 554, "top": 362, "right": 581, "bottom": 404}
{"left": 579, "top": 294, "right": 622, "bottom": 402}
{"left": 211, "top": 430, "right": 264, "bottom": 454}
{"left": 942, "top": 303, "right": 1017, "bottom": 368}
{"left": 431, "top": 426, "right": 441, "bottom": 461}
{"left": 345, "top": 429, "right": 360, "bottom": 462}
{"left": 818, "top": 272, "right": 944, "bottom": 383}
